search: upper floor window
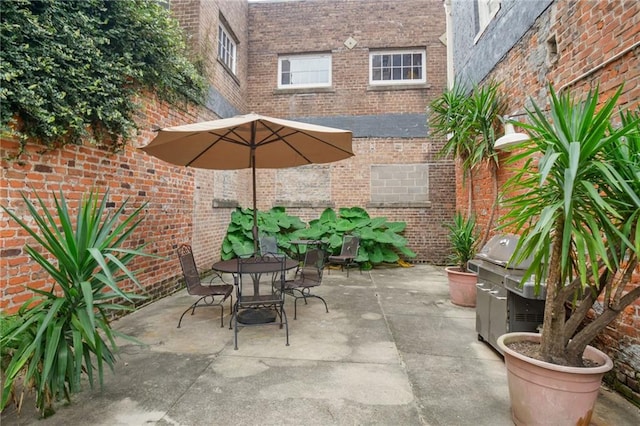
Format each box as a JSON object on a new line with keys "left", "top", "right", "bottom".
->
{"left": 475, "top": 0, "right": 501, "bottom": 41}
{"left": 218, "top": 23, "right": 237, "bottom": 74}
{"left": 278, "top": 54, "right": 331, "bottom": 89}
{"left": 369, "top": 50, "right": 426, "bottom": 85}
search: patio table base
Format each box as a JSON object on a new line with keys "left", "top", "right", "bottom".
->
{"left": 237, "top": 308, "right": 277, "bottom": 324}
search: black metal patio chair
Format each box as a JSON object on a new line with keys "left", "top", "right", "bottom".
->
{"left": 232, "top": 253, "right": 289, "bottom": 350}
{"left": 284, "top": 247, "right": 329, "bottom": 320}
{"left": 176, "top": 244, "right": 234, "bottom": 328}
{"left": 327, "top": 235, "right": 361, "bottom": 277}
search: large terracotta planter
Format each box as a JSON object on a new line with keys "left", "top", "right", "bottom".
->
{"left": 445, "top": 266, "right": 477, "bottom": 307}
{"left": 497, "top": 332, "right": 613, "bottom": 426}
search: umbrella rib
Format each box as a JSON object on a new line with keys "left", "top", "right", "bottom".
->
{"left": 258, "top": 120, "right": 353, "bottom": 162}
{"left": 184, "top": 128, "right": 251, "bottom": 167}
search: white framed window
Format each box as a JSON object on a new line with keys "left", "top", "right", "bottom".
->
{"left": 475, "top": 0, "right": 501, "bottom": 42}
{"left": 278, "top": 54, "right": 332, "bottom": 89}
{"left": 218, "top": 23, "right": 237, "bottom": 74}
{"left": 369, "top": 50, "right": 426, "bottom": 85}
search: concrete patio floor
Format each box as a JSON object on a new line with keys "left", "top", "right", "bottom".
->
{"left": 3, "top": 264, "right": 639, "bottom": 425}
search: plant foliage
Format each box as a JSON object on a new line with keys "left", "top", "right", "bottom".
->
{"left": 0, "top": 0, "right": 207, "bottom": 156}
{"left": 429, "top": 80, "right": 506, "bottom": 243}
{"left": 0, "top": 190, "right": 155, "bottom": 416}
{"left": 220, "top": 207, "right": 307, "bottom": 259}
{"left": 220, "top": 206, "right": 417, "bottom": 269}
{"left": 293, "top": 207, "right": 416, "bottom": 270}
{"left": 500, "top": 85, "right": 640, "bottom": 366}
{"left": 444, "top": 212, "right": 479, "bottom": 272}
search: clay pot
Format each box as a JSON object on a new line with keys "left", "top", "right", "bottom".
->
{"left": 445, "top": 266, "right": 477, "bottom": 307}
{"left": 497, "top": 332, "right": 613, "bottom": 426}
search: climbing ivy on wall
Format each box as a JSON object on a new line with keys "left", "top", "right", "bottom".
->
{"left": 0, "top": 0, "right": 207, "bottom": 156}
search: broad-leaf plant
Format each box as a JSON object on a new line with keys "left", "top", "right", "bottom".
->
{"left": 220, "top": 206, "right": 417, "bottom": 269}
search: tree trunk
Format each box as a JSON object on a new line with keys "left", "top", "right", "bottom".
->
{"left": 540, "top": 218, "right": 570, "bottom": 365}
{"left": 480, "top": 162, "right": 498, "bottom": 248}
{"left": 466, "top": 168, "right": 474, "bottom": 218}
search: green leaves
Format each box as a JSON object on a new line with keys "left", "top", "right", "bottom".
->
{"left": 429, "top": 80, "right": 506, "bottom": 173}
{"left": 219, "top": 206, "right": 417, "bottom": 268}
{"left": 1, "top": 189, "right": 153, "bottom": 415}
{"left": 444, "top": 212, "right": 479, "bottom": 271}
{"left": 0, "top": 0, "right": 206, "bottom": 156}
{"left": 501, "top": 85, "right": 640, "bottom": 289}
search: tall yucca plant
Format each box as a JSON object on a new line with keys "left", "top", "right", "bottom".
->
{"left": 429, "top": 80, "right": 506, "bottom": 231}
{"left": 1, "top": 190, "right": 152, "bottom": 416}
{"left": 501, "top": 85, "right": 640, "bottom": 366}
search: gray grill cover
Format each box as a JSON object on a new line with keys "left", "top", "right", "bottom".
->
{"left": 475, "top": 234, "right": 531, "bottom": 269}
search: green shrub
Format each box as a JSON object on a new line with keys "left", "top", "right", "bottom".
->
{"left": 1, "top": 190, "right": 156, "bottom": 416}
{"left": 220, "top": 206, "right": 417, "bottom": 269}
{"left": 220, "top": 207, "right": 307, "bottom": 259}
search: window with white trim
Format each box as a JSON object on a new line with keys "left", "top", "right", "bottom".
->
{"left": 278, "top": 54, "right": 331, "bottom": 89}
{"left": 218, "top": 23, "right": 237, "bottom": 74}
{"left": 475, "top": 0, "right": 501, "bottom": 41}
{"left": 369, "top": 50, "right": 426, "bottom": 85}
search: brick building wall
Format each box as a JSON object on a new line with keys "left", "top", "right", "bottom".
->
{"left": 0, "top": 97, "right": 221, "bottom": 313}
{"left": 247, "top": 0, "right": 453, "bottom": 263}
{"left": 451, "top": 0, "right": 640, "bottom": 403}
{"left": 1, "top": 0, "right": 252, "bottom": 313}
{"left": 2, "top": 0, "right": 452, "bottom": 313}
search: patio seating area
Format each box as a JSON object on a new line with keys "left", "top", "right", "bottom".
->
{"left": 3, "top": 265, "right": 638, "bottom": 425}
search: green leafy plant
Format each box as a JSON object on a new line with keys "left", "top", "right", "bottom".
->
{"left": 429, "top": 80, "right": 506, "bottom": 244}
{"left": 220, "top": 207, "right": 306, "bottom": 259}
{"left": 220, "top": 206, "right": 417, "bottom": 269}
{"left": 0, "top": 0, "right": 206, "bottom": 157}
{"left": 500, "top": 85, "right": 640, "bottom": 367}
{"left": 1, "top": 190, "right": 154, "bottom": 416}
{"left": 292, "top": 207, "right": 417, "bottom": 269}
{"left": 444, "top": 212, "right": 479, "bottom": 272}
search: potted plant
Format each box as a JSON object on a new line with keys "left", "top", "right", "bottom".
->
{"left": 444, "top": 212, "right": 480, "bottom": 307}
{"left": 1, "top": 190, "right": 154, "bottom": 417}
{"left": 496, "top": 85, "right": 640, "bottom": 425}
{"left": 429, "top": 80, "right": 506, "bottom": 246}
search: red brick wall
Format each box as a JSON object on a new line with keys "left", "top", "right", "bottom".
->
{"left": 460, "top": 0, "right": 640, "bottom": 402}
{"left": 170, "top": 0, "right": 249, "bottom": 114}
{"left": 0, "top": 95, "right": 226, "bottom": 314}
{"left": 247, "top": 0, "right": 452, "bottom": 263}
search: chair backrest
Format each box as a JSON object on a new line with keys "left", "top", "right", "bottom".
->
{"left": 177, "top": 244, "right": 202, "bottom": 294}
{"left": 298, "top": 248, "right": 325, "bottom": 285}
{"left": 259, "top": 235, "right": 280, "bottom": 257}
{"left": 237, "top": 253, "right": 286, "bottom": 298}
{"left": 340, "top": 235, "right": 360, "bottom": 257}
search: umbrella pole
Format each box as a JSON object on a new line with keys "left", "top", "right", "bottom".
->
{"left": 251, "top": 147, "right": 259, "bottom": 254}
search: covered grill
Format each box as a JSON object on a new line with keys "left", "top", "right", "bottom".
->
{"left": 467, "top": 234, "right": 546, "bottom": 353}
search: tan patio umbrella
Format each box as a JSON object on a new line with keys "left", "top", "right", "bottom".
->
{"left": 140, "top": 113, "right": 354, "bottom": 251}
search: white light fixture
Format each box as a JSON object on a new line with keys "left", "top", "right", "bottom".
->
{"left": 495, "top": 122, "right": 530, "bottom": 150}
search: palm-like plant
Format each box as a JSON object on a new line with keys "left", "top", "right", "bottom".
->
{"left": 1, "top": 190, "right": 153, "bottom": 416}
{"left": 444, "top": 212, "right": 479, "bottom": 272}
{"left": 429, "top": 81, "right": 506, "bottom": 239}
{"left": 500, "top": 85, "right": 640, "bottom": 366}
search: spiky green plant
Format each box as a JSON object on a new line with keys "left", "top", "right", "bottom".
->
{"left": 500, "top": 85, "right": 640, "bottom": 366}
{"left": 444, "top": 212, "right": 479, "bottom": 272}
{"left": 429, "top": 80, "right": 506, "bottom": 240}
{"left": 1, "top": 190, "right": 153, "bottom": 416}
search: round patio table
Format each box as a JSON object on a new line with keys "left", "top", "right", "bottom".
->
{"left": 212, "top": 257, "right": 298, "bottom": 324}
